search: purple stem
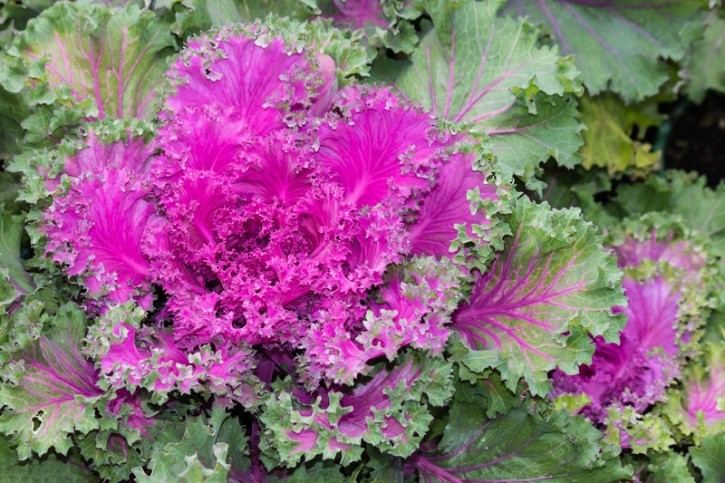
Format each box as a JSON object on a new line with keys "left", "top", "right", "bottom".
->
{"left": 409, "top": 454, "right": 463, "bottom": 483}
{"left": 250, "top": 420, "right": 264, "bottom": 483}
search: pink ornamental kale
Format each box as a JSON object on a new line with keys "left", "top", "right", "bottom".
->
{"left": 44, "top": 25, "right": 496, "bottom": 388}
{"left": 302, "top": 258, "right": 461, "bottom": 384}
{"left": 552, "top": 231, "right": 704, "bottom": 423}
{"left": 551, "top": 277, "right": 681, "bottom": 422}
{"left": 138, "top": 26, "right": 495, "bottom": 377}
{"left": 611, "top": 231, "right": 706, "bottom": 281}
{"left": 261, "top": 353, "right": 453, "bottom": 465}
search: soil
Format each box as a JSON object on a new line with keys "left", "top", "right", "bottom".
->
{"left": 663, "top": 91, "right": 725, "bottom": 187}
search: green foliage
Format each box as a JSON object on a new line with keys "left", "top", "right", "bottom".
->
{"left": 2, "top": 1, "right": 177, "bottom": 122}
{"left": 579, "top": 94, "right": 663, "bottom": 175}
{"left": 0, "top": 208, "right": 33, "bottom": 315}
{"left": 0, "top": 0, "right": 721, "bottom": 480}
{"left": 260, "top": 352, "right": 454, "bottom": 467}
{"left": 647, "top": 452, "right": 695, "bottom": 483}
{"left": 0, "top": 86, "right": 30, "bottom": 159}
{"left": 133, "top": 408, "right": 248, "bottom": 482}
{"left": 374, "top": 0, "right": 583, "bottom": 191}
{"left": 612, "top": 172, "right": 725, "bottom": 263}
{"left": 690, "top": 433, "right": 725, "bottom": 483}
{"left": 603, "top": 407, "right": 675, "bottom": 455}
{"left": 155, "top": 0, "right": 318, "bottom": 36}
{"left": 684, "top": 8, "right": 725, "bottom": 102}
{"left": 0, "top": 303, "right": 99, "bottom": 459}
{"left": 0, "top": 0, "right": 55, "bottom": 46}
{"left": 0, "top": 432, "right": 97, "bottom": 482}
{"left": 410, "top": 382, "right": 632, "bottom": 482}
{"left": 455, "top": 196, "right": 626, "bottom": 395}
{"left": 502, "top": 0, "right": 706, "bottom": 102}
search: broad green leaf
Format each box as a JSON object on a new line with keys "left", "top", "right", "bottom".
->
{"left": 502, "top": 0, "right": 705, "bottom": 102}
{"left": 403, "top": 0, "right": 467, "bottom": 44}
{"left": 362, "top": 447, "right": 406, "bottom": 483}
{"left": 375, "top": 0, "right": 583, "bottom": 189}
{"left": 0, "top": 85, "right": 30, "bottom": 159}
{"left": 0, "top": 432, "right": 97, "bottom": 482}
{"left": 0, "top": 303, "right": 100, "bottom": 459}
{"left": 580, "top": 93, "right": 662, "bottom": 175}
{"left": 691, "top": 433, "right": 725, "bottom": 483}
{"left": 0, "top": 0, "right": 55, "bottom": 46}
{"left": 281, "top": 461, "right": 347, "bottom": 482}
{"left": 648, "top": 452, "right": 695, "bottom": 483}
{"left": 409, "top": 383, "right": 632, "bottom": 482}
{"left": 485, "top": 92, "right": 583, "bottom": 188}
{"left": 684, "top": 9, "right": 725, "bottom": 103}
{"left": 452, "top": 361, "right": 527, "bottom": 418}
{"left": 8, "top": 1, "right": 176, "bottom": 119}
{"left": 133, "top": 408, "right": 248, "bottom": 483}
{"left": 0, "top": 208, "right": 34, "bottom": 307}
{"left": 452, "top": 197, "right": 626, "bottom": 395}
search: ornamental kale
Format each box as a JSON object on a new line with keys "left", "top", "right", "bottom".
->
{"left": 552, "top": 221, "right": 714, "bottom": 450}
{"left": 0, "top": 1, "right": 723, "bottom": 482}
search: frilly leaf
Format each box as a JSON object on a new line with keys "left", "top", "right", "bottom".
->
{"left": 4, "top": 1, "right": 176, "bottom": 120}
{"left": 579, "top": 94, "right": 663, "bottom": 175}
{"left": 302, "top": 256, "right": 463, "bottom": 385}
{"left": 452, "top": 196, "right": 626, "bottom": 396}
{"left": 0, "top": 302, "right": 101, "bottom": 459}
{"left": 375, "top": 0, "right": 583, "bottom": 190}
{"left": 260, "top": 352, "right": 454, "bottom": 467}
{"left": 603, "top": 406, "right": 675, "bottom": 454}
{"left": 661, "top": 341, "right": 725, "bottom": 443}
{"left": 132, "top": 408, "right": 248, "bottom": 483}
{"left": 154, "top": 0, "right": 318, "bottom": 37}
